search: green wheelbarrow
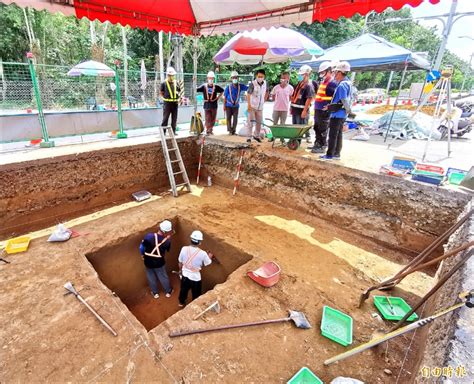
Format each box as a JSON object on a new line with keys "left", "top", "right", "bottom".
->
{"left": 264, "top": 120, "right": 312, "bottom": 150}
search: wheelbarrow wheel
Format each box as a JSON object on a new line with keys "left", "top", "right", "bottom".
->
{"left": 288, "top": 139, "right": 300, "bottom": 150}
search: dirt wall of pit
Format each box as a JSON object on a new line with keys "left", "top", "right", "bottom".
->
{"left": 203, "top": 142, "right": 471, "bottom": 252}
{"left": 414, "top": 204, "right": 473, "bottom": 381}
{"left": 0, "top": 139, "right": 196, "bottom": 238}
{"left": 85, "top": 216, "right": 252, "bottom": 301}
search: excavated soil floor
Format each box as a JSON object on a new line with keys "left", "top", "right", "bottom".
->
{"left": 0, "top": 185, "right": 436, "bottom": 383}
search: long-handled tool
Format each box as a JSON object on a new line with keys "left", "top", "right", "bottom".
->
{"left": 193, "top": 300, "right": 221, "bottom": 320}
{"left": 390, "top": 246, "right": 473, "bottom": 331}
{"left": 64, "top": 282, "right": 118, "bottom": 336}
{"left": 382, "top": 241, "right": 474, "bottom": 285}
{"left": 358, "top": 210, "right": 473, "bottom": 307}
{"left": 325, "top": 290, "right": 473, "bottom": 366}
{"left": 196, "top": 135, "right": 205, "bottom": 184}
{"left": 169, "top": 310, "right": 311, "bottom": 337}
{"left": 360, "top": 240, "right": 473, "bottom": 306}
{"left": 233, "top": 149, "right": 245, "bottom": 196}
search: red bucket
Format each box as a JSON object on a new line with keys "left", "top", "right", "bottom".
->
{"left": 247, "top": 261, "right": 281, "bottom": 287}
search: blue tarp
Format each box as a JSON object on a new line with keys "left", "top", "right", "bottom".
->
{"left": 291, "top": 33, "right": 431, "bottom": 72}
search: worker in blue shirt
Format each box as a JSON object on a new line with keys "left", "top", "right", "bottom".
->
{"left": 223, "top": 71, "right": 249, "bottom": 135}
{"left": 320, "top": 61, "right": 353, "bottom": 160}
{"left": 140, "top": 220, "right": 174, "bottom": 299}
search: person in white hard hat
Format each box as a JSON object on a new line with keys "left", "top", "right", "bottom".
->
{"left": 311, "top": 61, "right": 337, "bottom": 153}
{"left": 160, "top": 67, "right": 181, "bottom": 134}
{"left": 223, "top": 71, "right": 249, "bottom": 135}
{"left": 178, "top": 230, "right": 214, "bottom": 307}
{"left": 320, "top": 61, "right": 353, "bottom": 161}
{"left": 197, "top": 71, "right": 224, "bottom": 135}
{"left": 140, "top": 220, "right": 174, "bottom": 299}
{"left": 290, "top": 64, "right": 315, "bottom": 143}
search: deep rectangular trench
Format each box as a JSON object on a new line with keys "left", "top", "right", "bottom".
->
{"left": 85, "top": 216, "right": 253, "bottom": 331}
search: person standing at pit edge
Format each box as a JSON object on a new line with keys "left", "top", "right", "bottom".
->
{"left": 140, "top": 220, "right": 174, "bottom": 299}
{"left": 246, "top": 69, "right": 267, "bottom": 143}
{"left": 290, "top": 64, "right": 315, "bottom": 143}
{"left": 178, "top": 230, "right": 214, "bottom": 307}
{"left": 271, "top": 71, "right": 294, "bottom": 125}
{"left": 197, "top": 71, "right": 224, "bottom": 135}
{"left": 320, "top": 61, "right": 353, "bottom": 161}
{"left": 223, "top": 71, "right": 248, "bottom": 135}
{"left": 311, "top": 61, "right": 337, "bottom": 154}
{"left": 160, "top": 66, "right": 181, "bottom": 134}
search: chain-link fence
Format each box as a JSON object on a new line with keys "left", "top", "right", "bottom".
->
{"left": 0, "top": 61, "right": 252, "bottom": 114}
{"left": 0, "top": 62, "right": 35, "bottom": 112}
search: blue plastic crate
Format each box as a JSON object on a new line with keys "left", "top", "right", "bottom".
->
{"left": 412, "top": 173, "right": 443, "bottom": 186}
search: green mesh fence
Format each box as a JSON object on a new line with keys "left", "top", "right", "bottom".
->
{"left": 0, "top": 62, "right": 35, "bottom": 112}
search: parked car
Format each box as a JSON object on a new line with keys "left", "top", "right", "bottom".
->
{"left": 357, "top": 88, "right": 386, "bottom": 104}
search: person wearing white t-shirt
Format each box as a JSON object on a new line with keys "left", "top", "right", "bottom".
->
{"left": 178, "top": 230, "right": 214, "bottom": 307}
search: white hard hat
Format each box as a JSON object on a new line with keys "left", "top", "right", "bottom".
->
{"left": 159, "top": 220, "right": 172, "bottom": 232}
{"left": 190, "top": 230, "right": 204, "bottom": 242}
{"left": 230, "top": 71, "right": 239, "bottom": 77}
{"left": 207, "top": 71, "right": 215, "bottom": 78}
{"left": 298, "top": 64, "right": 312, "bottom": 75}
{"left": 334, "top": 61, "right": 351, "bottom": 73}
{"left": 318, "top": 61, "right": 333, "bottom": 73}
{"left": 166, "top": 67, "right": 177, "bottom": 75}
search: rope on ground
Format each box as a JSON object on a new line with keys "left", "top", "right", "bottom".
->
{"left": 395, "top": 301, "right": 428, "bottom": 384}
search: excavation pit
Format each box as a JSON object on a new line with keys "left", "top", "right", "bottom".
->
{"left": 85, "top": 216, "right": 253, "bottom": 331}
{"left": 1, "top": 138, "right": 472, "bottom": 383}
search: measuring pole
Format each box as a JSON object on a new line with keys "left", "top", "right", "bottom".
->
{"left": 27, "top": 52, "right": 54, "bottom": 148}
{"left": 233, "top": 149, "right": 245, "bottom": 196}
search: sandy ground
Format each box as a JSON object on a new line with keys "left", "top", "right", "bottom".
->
{"left": 0, "top": 185, "right": 433, "bottom": 383}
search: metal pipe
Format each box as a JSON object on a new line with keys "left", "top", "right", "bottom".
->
{"left": 433, "top": 0, "right": 457, "bottom": 71}
{"left": 390, "top": 247, "right": 473, "bottom": 331}
{"left": 192, "top": 35, "right": 199, "bottom": 119}
{"left": 384, "top": 63, "right": 408, "bottom": 143}
{"left": 27, "top": 54, "right": 54, "bottom": 147}
{"left": 114, "top": 63, "right": 127, "bottom": 139}
{"left": 385, "top": 70, "right": 394, "bottom": 95}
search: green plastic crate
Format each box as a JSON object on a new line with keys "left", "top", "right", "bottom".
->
{"left": 287, "top": 367, "right": 323, "bottom": 384}
{"left": 320, "top": 306, "right": 353, "bottom": 346}
{"left": 373, "top": 296, "right": 418, "bottom": 321}
{"left": 447, "top": 168, "right": 467, "bottom": 185}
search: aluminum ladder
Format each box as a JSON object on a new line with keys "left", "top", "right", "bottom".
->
{"left": 158, "top": 126, "right": 192, "bottom": 197}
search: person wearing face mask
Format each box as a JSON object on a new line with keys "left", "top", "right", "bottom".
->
{"left": 196, "top": 71, "right": 224, "bottom": 135}
{"left": 223, "top": 71, "right": 249, "bottom": 135}
{"left": 246, "top": 69, "right": 267, "bottom": 143}
{"left": 270, "top": 72, "right": 294, "bottom": 125}
{"left": 320, "top": 61, "right": 353, "bottom": 161}
{"left": 290, "top": 65, "right": 315, "bottom": 143}
{"left": 160, "top": 67, "right": 182, "bottom": 134}
{"left": 311, "top": 61, "right": 337, "bottom": 154}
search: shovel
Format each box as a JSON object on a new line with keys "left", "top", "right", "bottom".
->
{"left": 169, "top": 310, "right": 311, "bottom": 337}
{"left": 64, "top": 282, "right": 118, "bottom": 336}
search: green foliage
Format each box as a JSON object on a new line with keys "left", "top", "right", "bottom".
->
{"left": 1, "top": 3, "right": 473, "bottom": 93}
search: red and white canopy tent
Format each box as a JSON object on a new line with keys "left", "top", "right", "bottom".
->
{"left": 2, "top": 0, "right": 440, "bottom": 36}
{"left": 2, "top": 0, "right": 441, "bottom": 124}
